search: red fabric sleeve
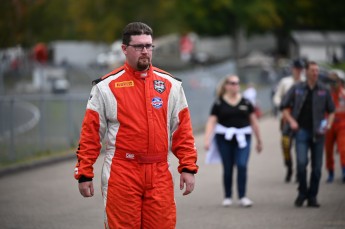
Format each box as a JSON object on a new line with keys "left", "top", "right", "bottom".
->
{"left": 74, "top": 109, "right": 101, "bottom": 180}
{"left": 171, "top": 107, "right": 198, "bottom": 174}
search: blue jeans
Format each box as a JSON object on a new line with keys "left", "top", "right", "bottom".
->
{"left": 294, "top": 129, "right": 324, "bottom": 199}
{"left": 215, "top": 134, "right": 251, "bottom": 199}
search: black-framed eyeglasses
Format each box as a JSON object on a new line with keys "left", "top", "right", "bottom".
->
{"left": 127, "top": 44, "right": 155, "bottom": 51}
{"left": 226, "top": 81, "right": 239, "bottom": 85}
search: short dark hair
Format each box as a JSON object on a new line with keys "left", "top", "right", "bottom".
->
{"left": 306, "top": 61, "right": 318, "bottom": 70}
{"left": 122, "top": 22, "right": 153, "bottom": 45}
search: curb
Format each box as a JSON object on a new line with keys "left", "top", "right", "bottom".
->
{"left": 0, "top": 153, "right": 76, "bottom": 178}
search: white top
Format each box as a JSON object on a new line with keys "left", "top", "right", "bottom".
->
{"left": 273, "top": 76, "right": 297, "bottom": 107}
{"left": 243, "top": 87, "right": 257, "bottom": 106}
{"left": 273, "top": 74, "right": 306, "bottom": 121}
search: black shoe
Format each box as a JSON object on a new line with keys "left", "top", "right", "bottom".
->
{"left": 285, "top": 168, "right": 292, "bottom": 183}
{"left": 294, "top": 196, "right": 306, "bottom": 207}
{"left": 307, "top": 199, "right": 320, "bottom": 208}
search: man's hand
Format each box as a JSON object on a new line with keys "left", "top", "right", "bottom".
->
{"left": 282, "top": 109, "right": 298, "bottom": 131}
{"left": 289, "top": 119, "right": 299, "bottom": 131}
{"left": 78, "top": 181, "right": 94, "bottom": 197}
{"left": 180, "top": 172, "right": 195, "bottom": 196}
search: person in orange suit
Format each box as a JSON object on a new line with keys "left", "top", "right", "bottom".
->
{"left": 74, "top": 22, "right": 198, "bottom": 229}
{"left": 324, "top": 69, "right": 345, "bottom": 183}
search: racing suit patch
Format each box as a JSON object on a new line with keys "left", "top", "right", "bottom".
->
{"left": 115, "top": 80, "right": 134, "bottom": 88}
{"left": 151, "top": 97, "right": 163, "bottom": 109}
{"left": 154, "top": 80, "right": 165, "bottom": 93}
{"left": 126, "top": 153, "right": 135, "bottom": 159}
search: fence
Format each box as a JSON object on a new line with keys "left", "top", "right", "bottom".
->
{"left": 0, "top": 59, "right": 275, "bottom": 165}
{"left": 0, "top": 94, "right": 88, "bottom": 164}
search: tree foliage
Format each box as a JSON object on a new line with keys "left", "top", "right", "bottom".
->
{"left": 1, "top": 0, "right": 344, "bottom": 49}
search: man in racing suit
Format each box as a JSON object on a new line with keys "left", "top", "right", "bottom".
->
{"left": 74, "top": 22, "right": 198, "bottom": 228}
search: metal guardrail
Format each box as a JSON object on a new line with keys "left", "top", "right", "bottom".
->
{"left": 0, "top": 94, "right": 89, "bottom": 163}
{"left": 0, "top": 59, "right": 276, "bottom": 165}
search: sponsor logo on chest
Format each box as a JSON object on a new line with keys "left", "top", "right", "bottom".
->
{"left": 115, "top": 80, "right": 134, "bottom": 88}
{"left": 295, "top": 89, "right": 304, "bottom": 95}
{"left": 239, "top": 105, "right": 248, "bottom": 111}
{"left": 154, "top": 80, "right": 166, "bottom": 94}
{"left": 317, "top": 90, "right": 326, "bottom": 96}
{"left": 151, "top": 97, "right": 163, "bottom": 109}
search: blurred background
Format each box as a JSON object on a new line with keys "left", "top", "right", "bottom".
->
{"left": 1, "top": 0, "right": 345, "bottom": 167}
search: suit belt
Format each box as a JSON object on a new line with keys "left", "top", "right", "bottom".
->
{"left": 114, "top": 151, "right": 167, "bottom": 163}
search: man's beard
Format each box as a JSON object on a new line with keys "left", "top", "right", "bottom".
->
{"left": 137, "top": 57, "right": 150, "bottom": 71}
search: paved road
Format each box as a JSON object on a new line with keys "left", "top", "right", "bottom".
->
{"left": 1, "top": 116, "right": 344, "bottom": 229}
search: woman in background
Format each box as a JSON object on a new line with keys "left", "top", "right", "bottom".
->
{"left": 204, "top": 75, "right": 262, "bottom": 207}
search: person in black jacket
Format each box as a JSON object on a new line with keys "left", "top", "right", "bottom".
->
{"left": 281, "top": 61, "right": 335, "bottom": 208}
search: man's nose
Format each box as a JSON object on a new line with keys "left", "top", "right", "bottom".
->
{"left": 141, "top": 47, "right": 148, "bottom": 53}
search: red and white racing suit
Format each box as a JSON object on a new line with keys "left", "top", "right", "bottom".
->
{"left": 325, "top": 86, "right": 345, "bottom": 173}
{"left": 74, "top": 62, "right": 198, "bottom": 228}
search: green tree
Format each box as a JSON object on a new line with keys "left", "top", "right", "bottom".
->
{"left": 175, "top": 0, "right": 281, "bottom": 61}
{"left": 1, "top": 0, "right": 345, "bottom": 53}
{"left": 0, "top": 0, "right": 178, "bottom": 48}
{"left": 175, "top": 0, "right": 345, "bottom": 57}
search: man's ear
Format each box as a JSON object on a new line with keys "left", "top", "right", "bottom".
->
{"left": 121, "top": 44, "right": 127, "bottom": 54}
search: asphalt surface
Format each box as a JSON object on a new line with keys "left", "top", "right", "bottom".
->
{"left": 0, "top": 116, "right": 345, "bottom": 229}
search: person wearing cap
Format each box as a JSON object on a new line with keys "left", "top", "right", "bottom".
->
{"left": 324, "top": 69, "right": 345, "bottom": 183}
{"left": 273, "top": 59, "right": 305, "bottom": 182}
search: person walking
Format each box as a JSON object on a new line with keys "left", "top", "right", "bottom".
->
{"left": 281, "top": 61, "right": 335, "bottom": 208}
{"left": 243, "top": 82, "right": 257, "bottom": 106}
{"left": 324, "top": 69, "right": 345, "bottom": 183}
{"left": 74, "top": 22, "right": 198, "bottom": 228}
{"left": 243, "top": 82, "right": 262, "bottom": 119}
{"left": 273, "top": 59, "right": 305, "bottom": 182}
{"left": 204, "top": 75, "right": 262, "bottom": 207}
